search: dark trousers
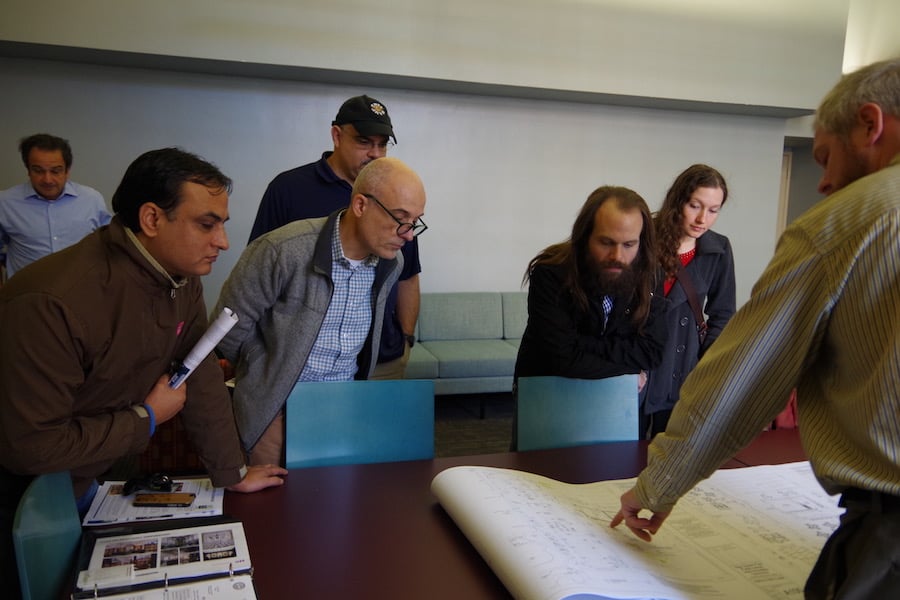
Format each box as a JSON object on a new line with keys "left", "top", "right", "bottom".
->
{"left": 805, "top": 488, "right": 900, "bottom": 599}
{"left": 640, "top": 409, "right": 672, "bottom": 439}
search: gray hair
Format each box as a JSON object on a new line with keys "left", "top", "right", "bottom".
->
{"left": 814, "top": 57, "right": 900, "bottom": 138}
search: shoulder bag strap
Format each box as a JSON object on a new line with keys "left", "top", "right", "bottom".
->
{"left": 675, "top": 265, "right": 708, "bottom": 344}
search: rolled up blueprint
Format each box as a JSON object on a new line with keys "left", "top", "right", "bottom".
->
{"left": 168, "top": 307, "right": 239, "bottom": 389}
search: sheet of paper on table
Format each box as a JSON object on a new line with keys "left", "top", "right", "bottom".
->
{"left": 83, "top": 478, "right": 223, "bottom": 526}
{"left": 432, "top": 461, "right": 842, "bottom": 600}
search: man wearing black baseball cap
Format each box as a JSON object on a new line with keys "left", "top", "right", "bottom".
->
{"left": 248, "top": 94, "right": 421, "bottom": 379}
{"left": 332, "top": 94, "right": 397, "bottom": 143}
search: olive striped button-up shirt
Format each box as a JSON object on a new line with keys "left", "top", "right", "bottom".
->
{"left": 637, "top": 155, "right": 900, "bottom": 512}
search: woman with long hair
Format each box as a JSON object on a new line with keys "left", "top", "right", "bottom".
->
{"left": 641, "top": 164, "right": 736, "bottom": 437}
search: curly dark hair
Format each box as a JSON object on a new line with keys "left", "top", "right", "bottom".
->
{"left": 654, "top": 164, "right": 728, "bottom": 279}
{"left": 19, "top": 133, "right": 73, "bottom": 169}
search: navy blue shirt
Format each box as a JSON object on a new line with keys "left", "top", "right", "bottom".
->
{"left": 249, "top": 152, "right": 421, "bottom": 362}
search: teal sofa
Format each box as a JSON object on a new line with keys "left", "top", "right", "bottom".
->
{"left": 405, "top": 291, "right": 527, "bottom": 395}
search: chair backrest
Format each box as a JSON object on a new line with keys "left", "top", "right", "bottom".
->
{"left": 285, "top": 379, "right": 435, "bottom": 469}
{"left": 13, "top": 471, "right": 82, "bottom": 600}
{"left": 516, "top": 375, "right": 639, "bottom": 451}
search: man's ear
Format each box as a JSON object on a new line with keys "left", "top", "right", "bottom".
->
{"left": 137, "top": 202, "right": 164, "bottom": 238}
{"left": 857, "top": 102, "right": 885, "bottom": 146}
{"left": 330, "top": 124, "right": 343, "bottom": 147}
{"left": 349, "top": 192, "right": 367, "bottom": 217}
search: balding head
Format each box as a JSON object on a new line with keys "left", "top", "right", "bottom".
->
{"left": 341, "top": 157, "right": 427, "bottom": 261}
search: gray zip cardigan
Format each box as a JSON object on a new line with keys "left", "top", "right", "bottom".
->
{"left": 214, "top": 211, "right": 402, "bottom": 452}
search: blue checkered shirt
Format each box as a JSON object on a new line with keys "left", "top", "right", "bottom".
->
{"left": 298, "top": 214, "right": 378, "bottom": 382}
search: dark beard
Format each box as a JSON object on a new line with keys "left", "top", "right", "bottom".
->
{"left": 585, "top": 258, "right": 637, "bottom": 298}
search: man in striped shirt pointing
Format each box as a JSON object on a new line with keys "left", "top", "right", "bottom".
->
{"left": 613, "top": 57, "right": 900, "bottom": 599}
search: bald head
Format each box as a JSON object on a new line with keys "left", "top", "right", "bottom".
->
{"left": 342, "top": 157, "right": 427, "bottom": 261}
{"left": 352, "top": 157, "right": 424, "bottom": 201}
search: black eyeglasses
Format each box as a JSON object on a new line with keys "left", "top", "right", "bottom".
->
{"left": 339, "top": 126, "right": 394, "bottom": 151}
{"left": 353, "top": 135, "right": 394, "bottom": 151}
{"left": 363, "top": 193, "right": 428, "bottom": 237}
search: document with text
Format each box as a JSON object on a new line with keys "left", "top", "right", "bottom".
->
{"left": 83, "top": 478, "right": 224, "bottom": 526}
{"left": 431, "top": 462, "right": 840, "bottom": 600}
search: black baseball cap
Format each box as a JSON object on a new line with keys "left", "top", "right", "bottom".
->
{"left": 332, "top": 95, "right": 396, "bottom": 143}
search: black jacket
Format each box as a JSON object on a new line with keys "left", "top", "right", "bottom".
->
{"left": 642, "top": 230, "right": 736, "bottom": 414}
{"left": 515, "top": 263, "right": 668, "bottom": 379}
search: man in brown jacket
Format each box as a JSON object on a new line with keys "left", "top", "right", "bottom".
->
{"left": 0, "top": 148, "right": 286, "bottom": 595}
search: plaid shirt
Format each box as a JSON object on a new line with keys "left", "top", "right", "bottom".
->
{"left": 299, "top": 213, "right": 378, "bottom": 382}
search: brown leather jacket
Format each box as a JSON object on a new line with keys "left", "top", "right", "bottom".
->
{"left": 0, "top": 218, "right": 244, "bottom": 496}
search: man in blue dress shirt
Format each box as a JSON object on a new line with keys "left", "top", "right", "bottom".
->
{"left": 0, "top": 133, "right": 110, "bottom": 280}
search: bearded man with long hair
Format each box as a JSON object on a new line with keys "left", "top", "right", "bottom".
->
{"left": 514, "top": 185, "right": 667, "bottom": 388}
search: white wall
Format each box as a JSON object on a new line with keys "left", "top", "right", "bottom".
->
{"left": 0, "top": 57, "right": 785, "bottom": 309}
{"left": 0, "top": 0, "right": 847, "bottom": 110}
{"left": 844, "top": 0, "right": 900, "bottom": 72}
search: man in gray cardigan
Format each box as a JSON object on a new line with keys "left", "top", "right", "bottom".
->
{"left": 215, "top": 157, "right": 427, "bottom": 465}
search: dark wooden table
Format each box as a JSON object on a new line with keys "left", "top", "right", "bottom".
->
{"left": 225, "top": 429, "right": 805, "bottom": 599}
{"left": 732, "top": 427, "right": 806, "bottom": 467}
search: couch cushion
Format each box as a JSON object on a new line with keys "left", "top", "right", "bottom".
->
{"left": 405, "top": 344, "right": 439, "bottom": 379}
{"left": 501, "top": 291, "right": 528, "bottom": 340}
{"left": 504, "top": 338, "right": 522, "bottom": 352}
{"left": 418, "top": 292, "right": 503, "bottom": 341}
{"left": 421, "top": 340, "right": 518, "bottom": 378}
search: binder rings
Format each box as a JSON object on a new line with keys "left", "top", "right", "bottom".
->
{"left": 72, "top": 517, "right": 256, "bottom": 599}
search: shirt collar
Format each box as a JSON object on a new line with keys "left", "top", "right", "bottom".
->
{"left": 123, "top": 226, "right": 189, "bottom": 290}
{"left": 25, "top": 180, "right": 77, "bottom": 202}
{"left": 333, "top": 210, "right": 379, "bottom": 269}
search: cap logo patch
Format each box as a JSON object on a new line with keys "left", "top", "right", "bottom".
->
{"left": 369, "top": 102, "right": 386, "bottom": 116}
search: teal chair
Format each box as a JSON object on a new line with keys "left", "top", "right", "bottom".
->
{"left": 285, "top": 379, "right": 435, "bottom": 468}
{"left": 516, "top": 374, "right": 639, "bottom": 451}
{"left": 13, "top": 471, "right": 82, "bottom": 600}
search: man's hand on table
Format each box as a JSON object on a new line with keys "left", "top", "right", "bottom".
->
{"left": 227, "top": 464, "right": 288, "bottom": 493}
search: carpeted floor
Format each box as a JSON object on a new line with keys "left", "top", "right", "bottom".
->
{"left": 434, "top": 392, "right": 514, "bottom": 457}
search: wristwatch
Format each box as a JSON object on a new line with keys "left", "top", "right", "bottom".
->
{"left": 405, "top": 334, "right": 416, "bottom": 348}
